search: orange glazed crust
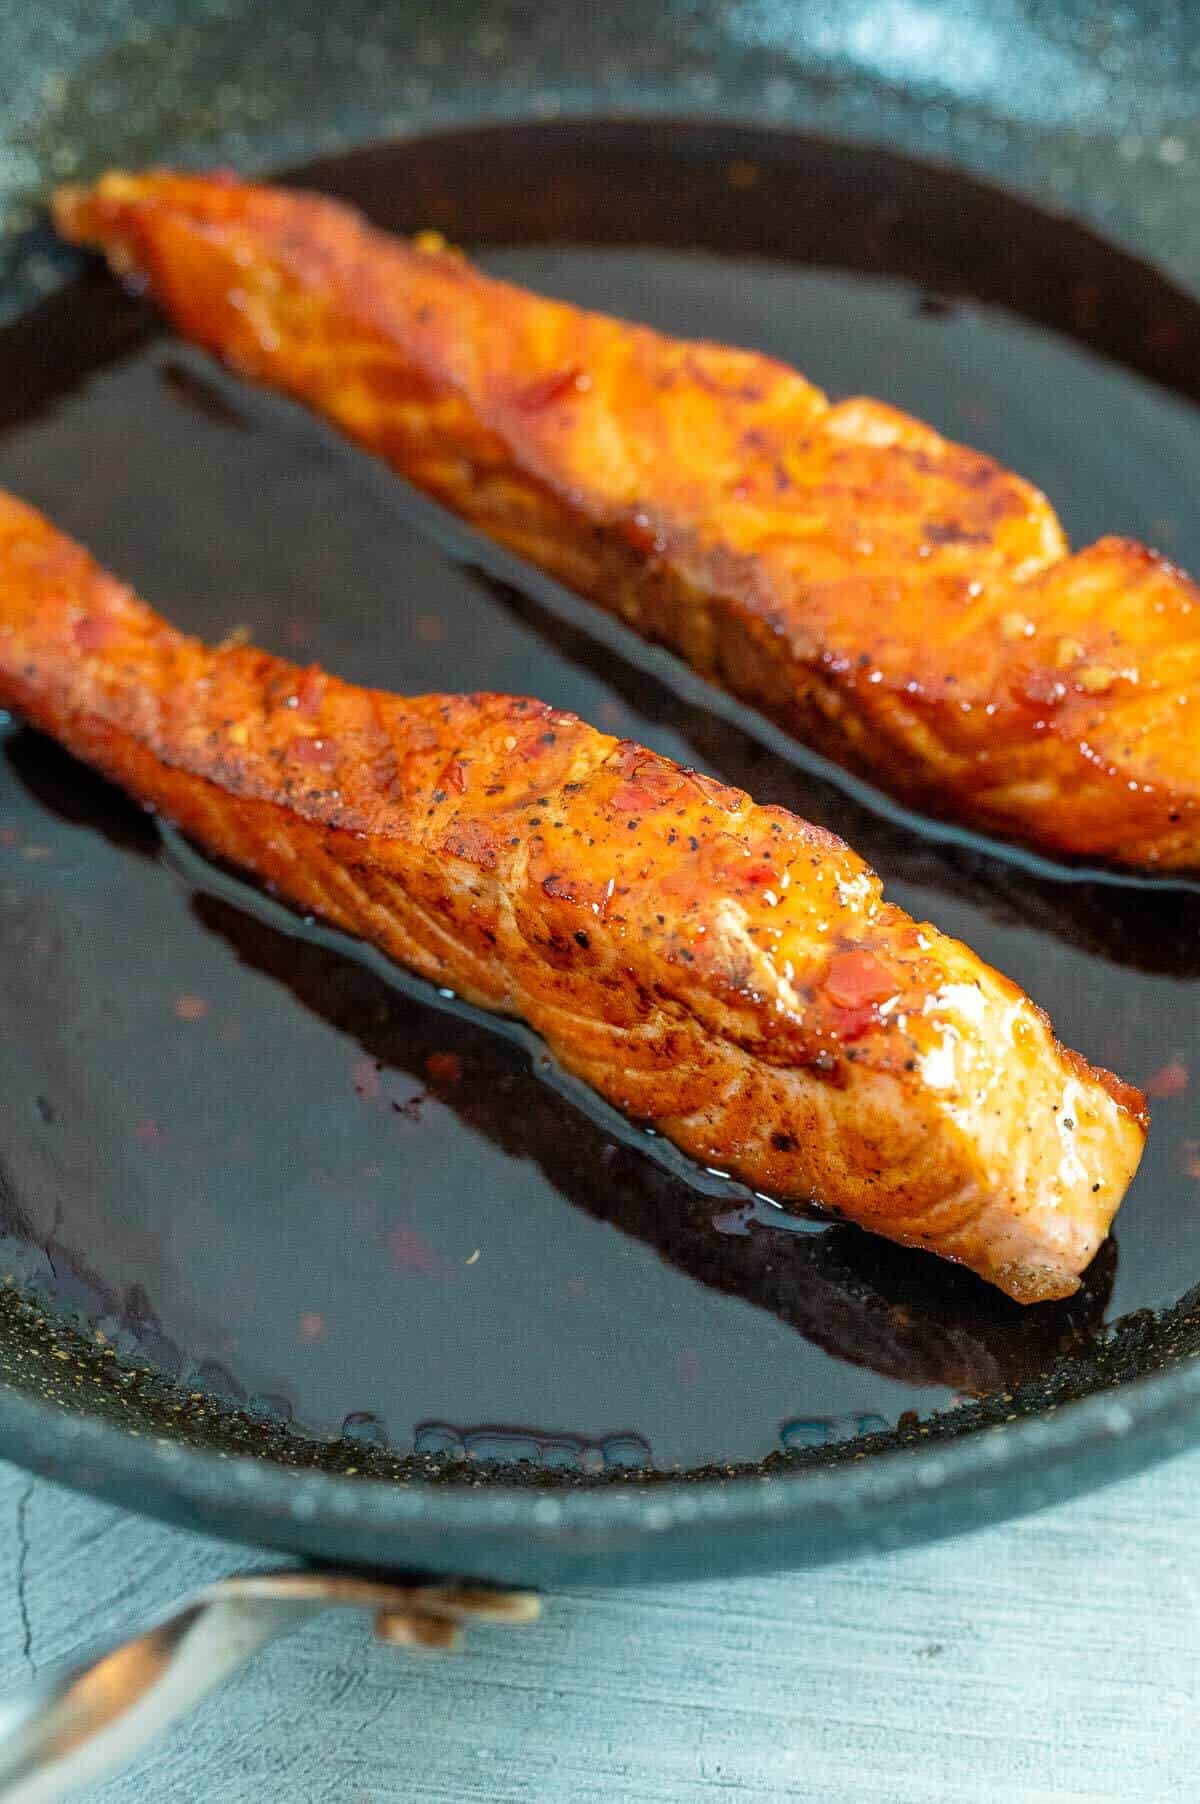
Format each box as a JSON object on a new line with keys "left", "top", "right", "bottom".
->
{"left": 0, "top": 490, "right": 1147, "bottom": 1300}
{"left": 55, "top": 169, "right": 1200, "bottom": 869}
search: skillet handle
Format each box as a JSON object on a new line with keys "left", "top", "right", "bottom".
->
{"left": 0, "top": 1569, "right": 540, "bottom": 1802}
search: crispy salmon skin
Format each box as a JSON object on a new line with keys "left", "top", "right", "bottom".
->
{"left": 56, "top": 169, "right": 1200, "bottom": 869}
{"left": 0, "top": 491, "right": 1146, "bottom": 1299}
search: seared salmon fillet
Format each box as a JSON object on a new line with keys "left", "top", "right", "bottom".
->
{"left": 56, "top": 170, "right": 1200, "bottom": 869}
{"left": 0, "top": 491, "right": 1146, "bottom": 1299}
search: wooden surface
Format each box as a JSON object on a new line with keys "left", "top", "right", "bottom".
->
{"left": 0, "top": 1451, "right": 1196, "bottom": 1801}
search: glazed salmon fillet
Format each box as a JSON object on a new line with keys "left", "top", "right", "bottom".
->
{"left": 0, "top": 492, "right": 1146, "bottom": 1299}
{"left": 56, "top": 170, "right": 1200, "bottom": 869}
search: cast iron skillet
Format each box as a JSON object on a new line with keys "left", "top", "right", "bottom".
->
{"left": 0, "top": 0, "right": 1197, "bottom": 1623}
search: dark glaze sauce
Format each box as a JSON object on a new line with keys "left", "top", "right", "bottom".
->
{"left": 0, "top": 122, "right": 1195, "bottom": 1473}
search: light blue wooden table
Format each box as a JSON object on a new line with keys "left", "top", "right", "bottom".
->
{"left": 0, "top": 1448, "right": 1195, "bottom": 1801}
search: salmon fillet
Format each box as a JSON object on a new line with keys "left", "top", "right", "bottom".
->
{"left": 0, "top": 491, "right": 1146, "bottom": 1300}
{"left": 55, "top": 170, "right": 1200, "bottom": 870}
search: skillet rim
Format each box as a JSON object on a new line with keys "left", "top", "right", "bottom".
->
{"left": 0, "top": 1335, "right": 1195, "bottom": 1579}
{"left": 2, "top": 101, "right": 1199, "bottom": 1578}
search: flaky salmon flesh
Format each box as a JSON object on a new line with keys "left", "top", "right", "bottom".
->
{"left": 0, "top": 492, "right": 1146, "bottom": 1299}
{"left": 56, "top": 170, "right": 1200, "bottom": 869}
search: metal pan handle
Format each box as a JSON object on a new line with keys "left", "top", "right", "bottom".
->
{"left": 0, "top": 1570, "right": 540, "bottom": 1802}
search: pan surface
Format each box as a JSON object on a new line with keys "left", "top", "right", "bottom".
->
{"left": 0, "top": 7, "right": 1197, "bottom": 1583}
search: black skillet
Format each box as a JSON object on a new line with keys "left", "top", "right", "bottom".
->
{"left": 0, "top": 0, "right": 1198, "bottom": 1703}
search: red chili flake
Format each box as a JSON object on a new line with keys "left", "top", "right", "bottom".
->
{"left": 425, "top": 1051, "right": 463, "bottom": 1085}
{"left": 1020, "top": 668, "right": 1069, "bottom": 708}
{"left": 740, "top": 861, "right": 777, "bottom": 888}
{"left": 288, "top": 735, "right": 338, "bottom": 769}
{"left": 829, "top": 1005, "right": 877, "bottom": 1043}
{"left": 173, "top": 995, "right": 209, "bottom": 1021}
{"left": 513, "top": 364, "right": 589, "bottom": 411}
{"left": 608, "top": 782, "right": 659, "bottom": 816}
{"left": 351, "top": 1057, "right": 381, "bottom": 1101}
{"left": 729, "top": 476, "right": 757, "bottom": 500}
{"left": 1145, "top": 1058, "right": 1189, "bottom": 1100}
{"left": 687, "top": 770, "right": 742, "bottom": 811}
{"left": 824, "top": 950, "right": 899, "bottom": 1011}
{"left": 388, "top": 1222, "right": 446, "bottom": 1276}
{"left": 609, "top": 748, "right": 684, "bottom": 815}
{"left": 438, "top": 756, "right": 467, "bottom": 795}
{"left": 622, "top": 511, "right": 663, "bottom": 556}
{"left": 72, "top": 615, "right": 113, "bottom": 653}
{"left": 294, "top": 666, "right": 328, "bottom": 718}
{"left": 299, "top": 1312, "right": 327, "bottom": 1344}
{"left": 611, "top": 772, "right": 685, "bottom": 815}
